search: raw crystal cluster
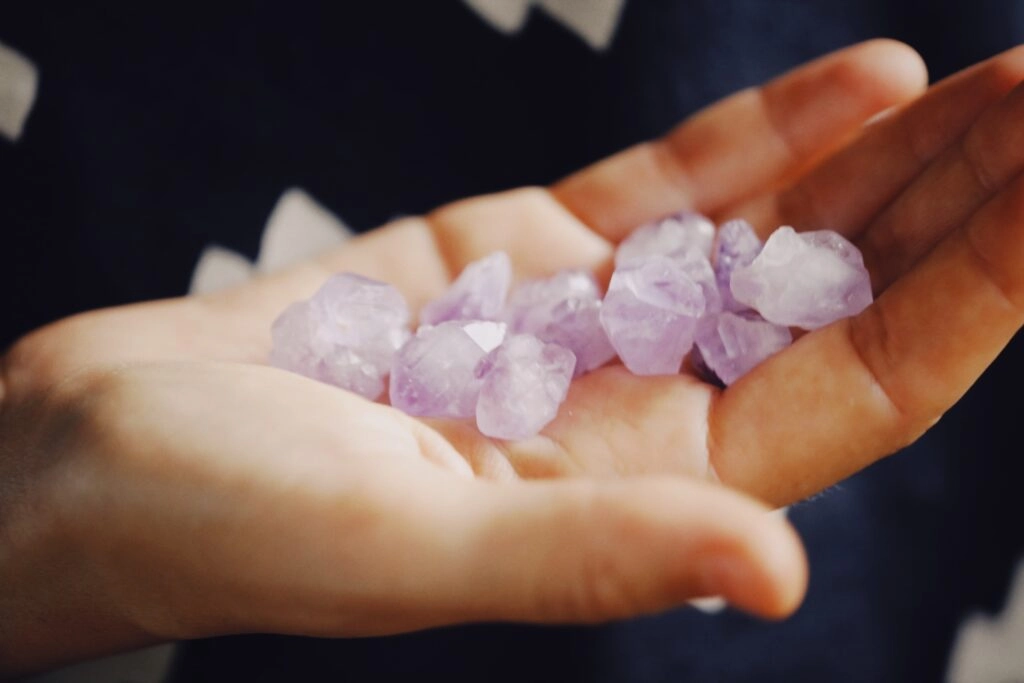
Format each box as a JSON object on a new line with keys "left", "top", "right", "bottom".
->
{"left": 270, "top": 212, "right": 873, "bottom": 440}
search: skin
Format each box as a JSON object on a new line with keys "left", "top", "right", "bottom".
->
{"left": 3, "top": 39, "right": 1024, "bottom": 675}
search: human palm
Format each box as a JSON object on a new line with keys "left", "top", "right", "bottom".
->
{"left": 6, "top": 39, "right": 1024, "bottom": 673}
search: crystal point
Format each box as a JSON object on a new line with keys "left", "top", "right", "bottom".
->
{"left": 615, "top": 211, "right": 715, "bottom": 267}
{"left": 270, "top": 274, "right": 410, "bottom": 399}
{"left": 712, "top": 219, "right": 763, "bottom": 312}
{"left": 730, "top": 227, "right": 872, "bottom": 329}
{"left": 420, "top": 251, "right": 512, "bottom": 325}
{"left": 694, "top": 311, "right": 792, "bottom": 385}
{"left": 475, "top": 335, "right": 575, "bottom": 440}
{"left": 600, "top": 256, "right": 705, "bottom": 375}
{"left": 506, "top": 270, "right": 615, "bottom": 376}
{"left": 389, "top": 320, "right": 507, "bottom": 418}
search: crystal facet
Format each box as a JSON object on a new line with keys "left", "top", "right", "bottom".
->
{"left": 600, "top": 256, "right": 706, "bottom": 375}
{"left": 475, "top": 334, "right": 575, "bottom": 440}
{"left": 505, "top": 270, "right": 615, "bottom": 376}
{"left": 673, "top": 246, "right": 722, "bottom": 316}
{"left": 730, "top": 226, "right": 873, "bottom": 329}
{"left": 694, "top": 311, "right": 792, "bottom": 385}
{"left": 269, "top": 274, "right": 410, "bottom": 400}
{"left": 615, "top": 211, "right": 716, "bottom": 267}
{"left": 419, "top": 251, "right": 512, "bottom": 325}
{"left": 389, "top": 320, "right": 507, "bottom": 418}
{"left": 712, "top": 219, "right": 762, "bottom": 312}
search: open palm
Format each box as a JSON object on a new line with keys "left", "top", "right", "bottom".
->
{"left": 6, "top": 39, "right": 1024, "bottom": 674}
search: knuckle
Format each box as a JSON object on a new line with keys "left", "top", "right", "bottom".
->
{"left": 847, "top": 307, "right": 934, "bottom": 440}
{"left": 982, "top": 47, "right": 1024, "bottom": 97}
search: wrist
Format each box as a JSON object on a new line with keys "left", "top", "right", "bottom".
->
{"left": 0, "top": 363, "right": 161, "bottom": 675}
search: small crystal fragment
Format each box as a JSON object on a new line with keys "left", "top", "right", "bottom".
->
{"left": 475, "top": 335, "right": 576, "bottom": 440}
{"left": 712, "top": 219, "right": 762, "bottom": 312}
{"left": 505, "top": 270, "right": 615, "bottom": 376}
{"left": 730, "top": 226, "right": 873, "bottom": 329}
{"left": 694, "top": 311, "right": 792, "bottom": 385}
{"left": 420, "top": 251, "right": 512, "bottom": 325}
{"left": 615, "top": 211, "right": 716, "bottom": 267}
{"left": 270, "top": 274, "right": 410, "bottom": 400}
{"left": 673, "top": 247, "right": 722, "bottom": 316}
{"left": 390, "top": 320, "right": 507, "bottom": 418}
{"left": 600, "top": 256, "right": 705, "bottom": 375}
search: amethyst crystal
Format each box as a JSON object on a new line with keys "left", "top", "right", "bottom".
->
{"left": 730, "top": 227, "right": 873, "bottom": 329}
{"left": 615, "top": 211, "right": 716, "bottom": 267}
{"left": 420, "top": 251, "right": 512, "bottom": 325}
{"left": 475, "top": 334, "right": 576, "bottom": 440}
{"left": 505, "top": 270, "right": 616, "bottom": 376}
{"left": 270, "top": 212, "right": 875, "bottom": 441}
{"left": 390, "top": 320, "right": 506, "bottom": 418}
{"left": 694, "top": 311, "right": 792, "bottom": 385}
{"left": 712, "top": 219, "right": 762, "bottom": 312}
{"left": 270, "top": 273, "right": 410, "bottom": 400}
{"left": 600, "top": 256, "right": 706, "bottom": 375}
{"left": 674, "top": 247, "right": 722, "bottom": 317}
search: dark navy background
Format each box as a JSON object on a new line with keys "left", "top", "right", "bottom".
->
{"left": 3, "top": 2, "right": 1024, "bottom": 681}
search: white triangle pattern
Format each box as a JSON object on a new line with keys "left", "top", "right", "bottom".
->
{"left": 463, "top": 0, "right": 627, "bottom": 50}
{"left": 0, "top": 41, "right": 38, "bottom": 142}
{"left": 188, "top": 188, "right": 352, "bottom": 295}
{"left": 946, "top": 557, "right": 1024, "bottom": 682}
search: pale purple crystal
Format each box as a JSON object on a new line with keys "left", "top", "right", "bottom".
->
{"left": 694, "top": 311, "right": 792, "bottom": 385}
{"left": 420, "top": 251, "right": 512, "bottom": 325}
{"left": 673, "top": 247, "right": 722, "bottom": 316}
{"left": 270, "top": 273, "right": 410, "bottom": 400}
{"left": 389, "top": 320, "right": 506, "bottom": 418}
{"left": 615, "top": 211, "right": 716, "bottom": 268}
{"left": 505, "top": 270, "right": 615, "bottom": 376}
{"left": 600, "top": 256, "right": 706, "bottom": 375}
{"left": 712, "top": 219, "right": 762, "bottom": 312}
{"left": 730, "top": 226, "right": 873, "bottom": 329}
{"left": 475, "top": 334, "right": 575, "bottom": 440}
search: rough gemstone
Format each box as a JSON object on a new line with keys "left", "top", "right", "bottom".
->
{"left": 730, "top": 226, "right": 873, "bottom": 329}
{"left": 270, "top": 273, "right": 410, "bottom": 400}
{"left": 420, "top": 251, "right": 512, "bottom": 325}
{"left": 475, "top": 334, "right": 576, "bottom": 440}
{"left": 712, "top": 219, "right": 762, "bottom": 312}
{"left": 389, "top": 320, "right": 507, "bottom": 418}
{"left": 600, "top": 256, "right": 706, "bottom": 375}
{"left": 694, "top": 311, "right": 793, "bottom": 385}
{"left": 614, "top": 211, "right": 716, "bottom": 267}
{"left": 505, "top": 270, "right": 616, "bottom": 376}
{"left": 673, "top": 247, "right": 722, "bottom": 316}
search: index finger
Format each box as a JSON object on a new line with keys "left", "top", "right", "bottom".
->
{"left": 552, "top": 39, "right": 927, "bottom": 242}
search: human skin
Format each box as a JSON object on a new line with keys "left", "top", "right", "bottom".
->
{"left": 4, "top": 39, "right": 1024, "bottom": 675}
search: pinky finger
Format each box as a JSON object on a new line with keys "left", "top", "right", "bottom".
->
{"left": 709, "top": 172, "right": 1024, "bottom": 506}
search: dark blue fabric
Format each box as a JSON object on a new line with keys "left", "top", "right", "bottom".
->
{"left": 3, "top": 2, "right": 1024, "bottom": 681}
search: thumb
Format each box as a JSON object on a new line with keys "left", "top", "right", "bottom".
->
{"left": 454, "top": 477, "right": 807, "bottom": 623}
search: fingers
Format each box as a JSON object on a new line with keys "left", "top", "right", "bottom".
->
{"left": 552, "top": 39, "right": 926, "bottom": 242}
{"left": 207, "top": 188, "right": 612, "bottom": 338}
{"left": 731, "top": 45, "right": 1024, "bottom": 240}
{"left": 709, "top": 171, "right": 1024, "bottom": 506}
{"left": 204, "top": 40, "right": 926, "bottom": 355}
{"left": 453, "top": 477, "right": 807, "bottom": 622}
{"left": 425, "top": 186, "right": 613, "bottom": 280}
{"left": 253, "top": 470, "right": 805, "bottom": 636}
{"left": 860, "top": 78, "right": 1024, "bottom": 291}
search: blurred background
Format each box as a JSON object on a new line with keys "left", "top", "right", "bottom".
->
{"left": 5, "top": 2, "right": 1024, "bottom": 680}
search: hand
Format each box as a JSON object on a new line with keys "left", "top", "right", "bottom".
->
{"left": 5, "top": 38, "right": 1020, "bottom": 674}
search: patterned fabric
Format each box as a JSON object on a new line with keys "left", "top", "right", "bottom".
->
{"left": 4, "top": 2, "right": 1024, "bottom": 681}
